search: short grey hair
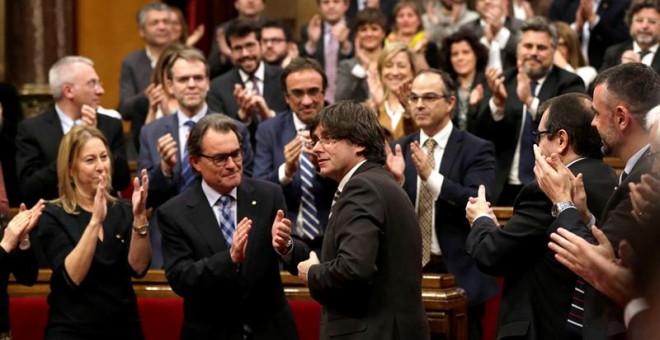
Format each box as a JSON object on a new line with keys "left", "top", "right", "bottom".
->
{"left": 520, "top": 16, "right": 558, "bottom": 49}
{"left": 136, "top": 2, "right": 170, "bottom": 28}
{"left": 48, "top": 56, "right": 94, "bottom": 100}
{"left": 645, "top": 105, "right": 660, "bottom": 137}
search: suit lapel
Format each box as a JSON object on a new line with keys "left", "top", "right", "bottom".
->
{"left": 537, "top": 68, "right": 559, "bottom": 103}
{"left": 651, "top": 52, "right": 660, "bottom": 73}
{"left": 167, "top": 115, "right": 184, "bottom": 184}
{"left": 404, "top": 133, "right": 421, "bottom": 204}
{"left": 185, "top": 184, "right": 228, "bottom": 253}
{"left": 439, "top": 127, "right": 462, "bottom": 178}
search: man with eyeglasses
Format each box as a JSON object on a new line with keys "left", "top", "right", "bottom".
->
{"left": 260, "top": 20, "right": 298, "bottom": 69}
{"left": 157, "top": 114, "right": 299, "bottom": 340}
{"left": 255, "top": 57, "right": 337, "bottom": 251}
{"left": 273, "top": 101, "right": 430, "bottom": 339}
{"left": 465, "top": 92, "right": 616, "bottom": 340}
{"left": 386, "top": 69, "right": 496, "bottom": 340}
{"left": 476, "top": 16, "right": 585, "bottom": 206}
{"left": 532, "top": 62, "right": 660, "bottom": 340}
{"left": 138, "top": 48, "right": 253, "bottom": 268}
{"left": 208, "top": 18, "right": 288, "bottom": 150}
{"left": 16, "top": 56, "right": 130, "bottom": 207}
{"left": 600, "top": 0, "right": 660, "bottom": 72}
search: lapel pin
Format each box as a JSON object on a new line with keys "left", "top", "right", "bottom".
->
{"left": 251, "top": 200, "right": 257, "bottom": 205}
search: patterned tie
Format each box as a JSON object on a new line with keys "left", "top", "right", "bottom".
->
{"left": 518, "top": 80, "right": 538, "bottom": 184}
{"left": 216, "top": 195, "right": 235, "bottom": 247}
{"left": 566, "top": 277, "right": 587, "bottom": 334}
{"left": 179, "top": 120, "right": 197, "bottom": 191}
{"left": 418, "top": 138, "right": 437, "bottom": 266}
{"left": 639, "top": 49, "right": 651, "bottom": 62}
{"left": 324, "top": 28, "right": 338, "bottom": 104}
{"left": 300, "top": 152, "right": 321, "bottom": 239}
{"left": 328, "top": 189, "right": 341, "bottom": 219}
{"left": 249, "top": 75, "right": 260, "bottom": 96}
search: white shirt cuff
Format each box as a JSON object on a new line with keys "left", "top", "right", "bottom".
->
{"left": 489, "top": 98, "right": 505, "bottom": 121}
{"left": 278, "top": 163, "right": 293, "bottom": 186}
{"left": 425, "top": 172, "right": 444, "bottom": 200}
{"left": 624, "top": 297, "right": 649, "bottom": 328}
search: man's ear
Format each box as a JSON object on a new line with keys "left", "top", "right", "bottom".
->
{"left": 556, "top": 129, "right": 569, "bottom": 154}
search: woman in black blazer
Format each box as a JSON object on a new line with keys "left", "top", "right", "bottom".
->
{"left": 441, "top": 29, "right": 489, "bottom": 135}
{"left": 37, "top": 125, "right": 151, "bottom": 340}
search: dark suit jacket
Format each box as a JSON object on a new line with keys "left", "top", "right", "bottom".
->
{"left": 137, "top": 110, "right": 254, "bottom": 209}
{"left": 551, "top": 149, "right": 652, "bottom": 339}
{"left": 600, "top": 41, "right": 660, "bottom": 73}
{"left": 475, "top": 66, "right": 585, "bottom": 202}
{"left": 452, "top": 72, "right": 487, "bottom": 135}
{"left": 118, "top": 49, "right": 152, "bottom": 119}
{"left": 157, "top": 179, "right": 298, "bottom": 340}
{"left": 0, "top": 83, "right": 24, "bottom": 205}
{"left": 288, "top": 162, "right": 429, "bottom": 340}
{"left": 15, "top": 107, "right": 130, "bottom": 206}
{"left": 253, "top": 110, "right": 337, "bottom": 239}
{"left": 334, "top": 57, "right": 369, "bottom": 103}
{"left": 461, "top": 17, "right": 522, "bottom": 72}
{"left": 299, "top": 21, "right": 354, "bottom": 69}
{"left": 397, "top": 127, "right": 499, "bottom": 306}
{"left": 466, "top": 158, "right": 616, "bottom": 340}
{"left": 548, "top": 0, "right": 630, "bottom": 70}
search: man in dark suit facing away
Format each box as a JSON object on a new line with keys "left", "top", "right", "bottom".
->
{"left": 272, "top": 102, "right": 430, "bottom": 339}
{"left": 387, "top": 69, "right": 498, "bottom": 340}
{"left": 465, "top": 93, "right": 617, "bottom": 340}
{"left": 158, "top": 114, "right": 298, "bottom": 340}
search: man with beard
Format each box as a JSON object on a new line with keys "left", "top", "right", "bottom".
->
{"left": 476, "top": 16, "right": 585, "bottom": 205}
{"left": 260, "top": 20, "right": 298, "bottom": 69}
{"left": 601, "top": 0, "right": 660, "bottom": 72}
{"left": 208, "top": 18, "right": 288, "bottom": 149}
{"left": 534, "top": 62, "right": 660, "bottom": 339}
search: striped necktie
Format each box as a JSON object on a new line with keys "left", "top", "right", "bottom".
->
{"left": 216, "top": 195, "right": 235, "bottom": 247}
{"left": 300, "top": 152, "right": 321, "bottom": 239}
{"left": 179, "top": 120, "right": 196, "bottom": 191}
{"left": 518, "top": 80, "right": 538, "bottom": 184}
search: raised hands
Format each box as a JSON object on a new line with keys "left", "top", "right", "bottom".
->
{"left": 533, "top": 145, "right": 573, "bottom": 204}
{"left": 485, "top": 67, "right": 507, "bottom": 110}
{"left": 157, "top": 133, "right": 178, "bottom": 177}
{"left": 306, "top": 15, "right": 323, "bottom": 50}
{"left": 297, "top": 251, "right": 320, "bottom": 283}
{"left": 516, "top": 62, "right": 534, "bottom": 107}
{"left": 469, "top": 84, "right": 484, "bottom": 109}
{"left": 0, "top": 200, "right": 45, "bottom": 253}
{"left": 271, "top": 210, "right": 292, "bottom": 254}
{"left": 91, "top": 174, "right": 108, "bottom": 241}
{"left": 80, "top": 104, "right": 97, "bottom": 127}
{"left": 629, "top": 174, "right": 660, "bottom": 222}
{"left": 132, "top": 169, "right": 149, "bottom": 226}
{"left": 230, "top": 217, "right": 252, "bottom": 263}
{"left": 234, "top": 84, "right": 274, "bottom": 123}
{"left": 410, "top": 141, "right": 433, "bottom": 181}
{"left": 385, "top": 143, "right": 405, "bottom": 184}
{"left": 466, "top": 185, "right": 497, "bottom": 226}
{"left": 186, "top": 24, "right": 205, "bottom": 47}
{"left": 283, "top": 135, "right": 303, "bottom": 178}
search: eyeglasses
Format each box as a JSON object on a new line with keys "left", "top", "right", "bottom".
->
{"left": 310, "top": 136, "right": 340, "bottom": 148}
{"left": 231, "top": 41, "right": 258, "bottom": 53}
{"left": 199, "top": 148, "right": 243, "bottom": 167}
{"left": 287, "top": 87, "right": 324, "bottom": 99}
{"left": 262, "top": 37, "right": 286, "bottom": 45}
{"left": 532, "top": 130, "right": 553, "bottom": 144}
{"left": 407, "top": 93, "right": 450, "bottom": 105}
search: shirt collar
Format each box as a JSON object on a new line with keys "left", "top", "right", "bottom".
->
{"left": 202, "top": 180, "right": 237, "bottom": 207}
{"left": 292, "top": 112, "right": 308, "bottom": 132}
{"left": 420, "top": 121, "right": 453, "bottom": 150}
{"left": 337, "top": 160, "right": 367, "bottom": 193}
{"left": 624, "top": 144, "right": 651, "bottom": 175}
{"left": 633, "top": 41, "right": 659, "bottom": 53}
{"left": 566, "top": 157, "right": 587, "bottom": 167}
{"left": 55, "top": 104, "right": 81, "bottom": 133}
{"left": 238, "top": 61, "right": 265, "bottom": 84}
{"left": 176, "top": 104, "right": 208, "bottom": 127}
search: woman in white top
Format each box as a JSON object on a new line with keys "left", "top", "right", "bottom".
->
{"left": 554, "top": 21, "right": 597, "bottom": 88}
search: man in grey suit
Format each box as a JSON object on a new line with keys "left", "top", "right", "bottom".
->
{"left": 118, "top": 3, "right": 171, "bottom": 121}
{"left": 273, "top": 102, "right": 430, "bottom": 339}
{"left": 138, "top": 48, "right": 252, "bottom": 268}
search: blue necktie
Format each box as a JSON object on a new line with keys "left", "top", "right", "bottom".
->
{"left": 179, "top": 120, "right": 196, "bottom": 191}
{"left": 300, "top": 152, "right": 321, "bottom": 239}
{"left": 217, "top": 195, "right": 235, "bottom": 247}
{"left": 518, "top": 80, "right": 538, "bottom": 184}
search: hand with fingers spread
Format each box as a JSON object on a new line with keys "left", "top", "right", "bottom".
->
{"left": 485, "top": 67, "right": 507, "bottom": 110}
{"left": 297, "top": 251, "right": 320, "bottom": 283}
{"left": 80, "top": 104, "right": 97, "bottom": 127}
{"left": 271, "top": 210, "right": 292, "bottom": 254}
{"left": 230, "top": 217, "right": 252, "bottom": 263}
{"left": 466, "top": 185, "right": 497, "bottom": 226}
{"left": 629, "top": 174, "right": 660, "bottom": 222}
{"left": 331, "top": 21, "right": 351, "bottom": 51}
{"left": 157, "top": 133, "right": 178, "bottom": 177}
{"left": 410, "top": 141, "right": 433, "bottom": 181}
{"left": 0, "top": 200, "right": 46, "bottom": 253}
{"left": 533, "top": 145, "right": 573, "bottom": 204}
{"left": 548, "top": 226, "right": 634, "bottom": 307}
{"left": 186, "top": 24, "right": 205, "bottom": 47}
{"left": 385, "top": 143, "right": 405, "bottom": 184}
{"left": 306, "top": 15, "right": 323, "bottom": 51}
{"left": 367, "top": 67, "right": 385, "bottom": 107}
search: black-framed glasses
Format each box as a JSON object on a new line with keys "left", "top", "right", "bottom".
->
{"left": 199, "top": 148, "right": 243, "bottom": 167}
{"left": 407, "top": 93, "right": 450, "bottom": 105}
{"left": 310, "top": 136, "right": 340, "bottom": 148}
{"left": 532, "top": 130, "right": 553, "bottom": 144}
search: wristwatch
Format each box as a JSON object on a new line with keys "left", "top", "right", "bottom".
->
{"left": 133, "top": 223, "right": 149, "bottom": 236}
{"left": 551, "top": 201, "right": 576, "bottom": 218}
{"left": 18, "top": 235, "right": 31, "bottom": 251}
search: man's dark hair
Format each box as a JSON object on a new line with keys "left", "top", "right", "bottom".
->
{"left": 441, "top": 29, "right": 489, "bottom": 78}
{"left": 352, "top": 8, "right": 388, "bottom": 32}
{"left": 625, "top": 0, "right": 659, "bottom": 27}
{"left": 415, "top": 69, "right": 457, "bottom": 97}
{"left": 224, "top": 18, "right": 261, "bottom": 47}
{"left": 309, "top": 102, "right": 386, "bottom": 164}
{"left": 187, "top": 114, "right": 242, "bottom": 158}
{"left": 593, "top": 63, "right": 660, "bottom": 128}
{"left": 165, "top": 48, "right": 210, "bottom": 80}
{"left": 520, "top": 16, "right": 558, "bottom": 48}
{"left": 539, "top": 93, "right": 603, "bottom": 159}
{"left": 260, "top": 19, "right": 294, "bottom": 43}
{"left": 280, "top": 57, "right": 328, "bottom": 91}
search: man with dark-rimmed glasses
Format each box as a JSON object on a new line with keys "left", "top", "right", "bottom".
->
{"left": 386, "top": 68, "right": 497, "bottom": 340}
{"left": 465, "top": 92, "right": 616, "bottom": 340}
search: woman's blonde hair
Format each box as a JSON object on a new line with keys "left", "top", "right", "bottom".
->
{"left": 555, "top": 21, "right": 588, "bottom": 68}
{"left": 377, "top": 42, "right": 418, "bottom": 96}
{"left": 55, "top": 125, "right": 115, "bottom": 214}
